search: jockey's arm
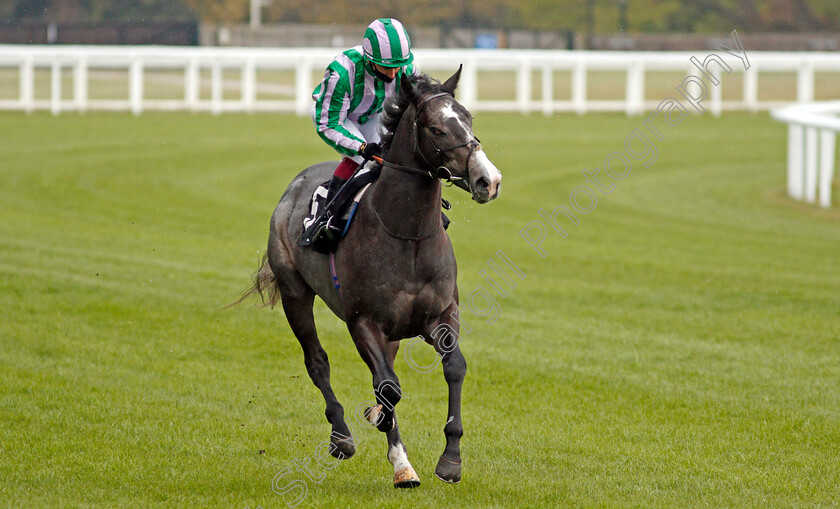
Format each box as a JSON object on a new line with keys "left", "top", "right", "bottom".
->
{"left": 312, "top": 69, "right": 365, "bottom": 157}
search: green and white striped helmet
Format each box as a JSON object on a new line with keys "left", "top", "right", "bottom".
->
{"left": 362, "top": 18, "right": 413, "bottom": 68}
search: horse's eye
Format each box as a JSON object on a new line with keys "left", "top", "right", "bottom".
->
{"left": 430, "top": 127, "right": 444, "bottom": 136}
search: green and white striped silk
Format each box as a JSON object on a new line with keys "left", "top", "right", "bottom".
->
{"left": 363, "top": 18, "right": 413, "bottom": 67}
{"left": 312, "top": 45, "right": 416, "bottom": 157}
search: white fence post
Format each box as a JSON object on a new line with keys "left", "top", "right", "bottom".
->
{"left": 797, "top": 60, "right": 814, "bottom": 103}
{"left": 711, "top": 68, "right": 722, "bottom": 117}
{"left": 787, "top": 124, "right": 804, "bottom": 200}
{"left": 626, "top": 60, "right": 644, "bottom": 116}
{"left": 804, "top": 127, "right": 819, "bottom": 203}
{"left": 242, "top": 58, "right": 256, "bottom": 112}
{"left": 211, "top": 58, "right": 222, "bottom": 116}
{"left": 516, "top": 57, "right": 531, "bottom": 114}
{"left": 74, "top": 55, "right": 88, "bottom": 113}
{"left": 819, "top": 129, "right": 835, "bottom": 208}
{"left": 130, "top": 55, "right": 144, "bottom": 115}
{"left": 185, "top": 57, "right": 200, "bottom": 111}
{"left": 744, "top": 64, "right": 758, "bottom": 112}
{"left": 541, "top": 62, "right": 553, "bottom": 116}
{"left": 572, "top": 60, "right": 586, "bottom": 115}
{"left": 460, "top": 57, "right": 478, "bottom": 111}
{"left": 51, "top": 58, "right": 61, "bottom": 116}
{"left": 295, "top": 56, "right": 312, "bottom": 116}
{"left": 20, "top": 54, "right": 34, "bottom": 114}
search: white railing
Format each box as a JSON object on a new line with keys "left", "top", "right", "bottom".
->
{"left": 772, "top": 102, "right": 840, "bottom": 208}
{"left": 1, "top": 45, "right": 840, "bottom": 116}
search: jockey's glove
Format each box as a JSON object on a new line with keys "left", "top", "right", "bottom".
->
{"left": 359, "top": 142, "right": 381, "bottom": 160}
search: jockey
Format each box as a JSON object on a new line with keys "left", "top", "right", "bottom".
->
{"left": 311, "top": 18, "right": 417, "bottom": 208}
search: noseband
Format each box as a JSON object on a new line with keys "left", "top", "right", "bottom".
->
{"left": 376, "top": 92, "right": 481, "bottom": 186}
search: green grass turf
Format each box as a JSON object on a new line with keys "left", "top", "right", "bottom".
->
{"left": 1, "top": 110, "right": 838, "bottom": 508}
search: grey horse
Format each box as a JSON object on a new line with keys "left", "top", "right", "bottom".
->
{"left": 241, "top": 68, "right": 501, "bottom": 488}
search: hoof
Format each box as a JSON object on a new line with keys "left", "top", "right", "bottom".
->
{"left": 393, "top": 466, "right": 421, "bottom": 489}
{"left": 329, "top": 436, "right": 355, "bottom": 459}
{"left": 434, "top": 456, "right": 461, "bottom": 484}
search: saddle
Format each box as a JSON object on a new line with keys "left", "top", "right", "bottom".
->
{"left": 299, "top": 165, "right": 453, "bottom": 254}
{"left": 299, "top": 166, "right": 380, "bottom": 254}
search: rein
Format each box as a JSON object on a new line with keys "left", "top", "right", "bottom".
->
{"left": 371, "top": 155, "right": 436, "bottom": 179}
{"left": 371, "top": 204, "right": 443, "bottom": 242}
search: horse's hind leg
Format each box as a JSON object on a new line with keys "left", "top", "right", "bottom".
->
{"left": 349, "top": 317, "right": 402, "bottom": 436}
{"left": 276, "top": 269, "right": 355, "bottom": 459}
{"left": 365, "top": 342, "right": 420, "bottom": 488}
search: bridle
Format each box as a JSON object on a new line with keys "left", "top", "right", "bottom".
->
{"left": 369, "top": 92, "right": 481, "bottom": 241}
{"left": 373, "top": 92, "right": 481, "bottom": 188}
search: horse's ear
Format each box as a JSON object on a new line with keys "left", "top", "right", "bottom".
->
{"left": 442, "top": 65, "right": 463, "bottom": 96}
{"left": 400, "top": 74, "right": 416, "bottom": 102}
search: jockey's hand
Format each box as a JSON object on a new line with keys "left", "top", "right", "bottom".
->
{"left": 359, "top": 142, "right": 381, "bottom": 160}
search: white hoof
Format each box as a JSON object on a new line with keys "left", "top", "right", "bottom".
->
{"left": 394, "top": 466, "right": 420, "bottom": 488}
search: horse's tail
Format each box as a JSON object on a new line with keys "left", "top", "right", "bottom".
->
{"left": 226, "top": 254, "right": 281, "bottom": 309}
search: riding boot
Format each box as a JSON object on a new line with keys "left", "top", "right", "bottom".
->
{"left": 325, "top": 157, "right": 358, "bottom": 208}
{"left": 325, "top": 174, "right": 347, "bottom": 205}
{"left": 322, "top": 174, "right": 348, "bottom": 239}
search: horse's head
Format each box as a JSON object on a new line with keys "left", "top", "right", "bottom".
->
{"left": 401, "top": 67, "right": 502, "bottom": 204}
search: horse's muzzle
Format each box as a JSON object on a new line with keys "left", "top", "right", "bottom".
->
{"left": 469, "top": 150, "right": 502, "bottom": 204}
{"left": 471, "top": 177, "right": 497, "bottom": 203}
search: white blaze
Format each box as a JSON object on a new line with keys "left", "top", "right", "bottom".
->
{"left": 439, "top": 103, "right": 471, "bottom": 135}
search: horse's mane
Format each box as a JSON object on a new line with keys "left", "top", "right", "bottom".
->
{"left": 380, "top": 73, "right": 449, "bottom": 155}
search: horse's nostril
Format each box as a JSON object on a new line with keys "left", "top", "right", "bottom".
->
{"left": 476, "top": 177, "right": 490, "bottom": 190}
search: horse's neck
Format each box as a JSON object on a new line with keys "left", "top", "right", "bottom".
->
{"left": 369, "top": 110, "right": 442, "bottom": 239}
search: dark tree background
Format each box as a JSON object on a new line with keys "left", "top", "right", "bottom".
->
{"left": 3, "top": 0, "right": 197, "bottom": 22}
{"left": 3, "top": 0, "right": 839, "bottom": 32}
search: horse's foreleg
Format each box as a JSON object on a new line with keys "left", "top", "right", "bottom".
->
{"left": 386, "top": 414, "right": 421, "bottom": 488}
{"left": 384, "top": 342, "right": 420, "bottom": 488}
{"left": 279, "top": 282, "right": 354, "bottom": 459}
{"left": 362, "top": 405, "right": 420, "bottom": 488}
{"left": 428, "top": 307, "right": 466, "bottom": 484}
